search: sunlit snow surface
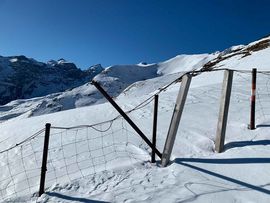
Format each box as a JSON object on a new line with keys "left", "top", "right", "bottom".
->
{"left": 1, "top": 36, "right": 270, "bottom": 202}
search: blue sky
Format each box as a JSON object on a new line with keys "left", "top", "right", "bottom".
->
{"left": 0, "top": 0, "right": 269, "bottom": 69}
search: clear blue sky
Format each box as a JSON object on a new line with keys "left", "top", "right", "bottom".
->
{"left": 0, "top": 0, "right": 269, "bottom": 69}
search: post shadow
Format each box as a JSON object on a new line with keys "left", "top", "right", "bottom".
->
{"left": 45, "top": 192, "right": 109, "bottom": 203}
{"left": 176, "top": 161, "right": 270, "bottom": 195}
{"left": 224, "top": 140, "right": 270, "bottom": 151}
{"left": 256, "top": 124, "right": 270, "bottom": 128}
{"left": 175, "top": 157, "right": 270, "bottom": 164}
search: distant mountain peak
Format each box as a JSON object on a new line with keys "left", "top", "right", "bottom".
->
{"left": 47, "top": 58, "right": 69, "bottom": 66}
{"left": 47, "top": 59, "right": 57, "bottom": 65}
{"left": 87, "top": 64, "right": 103, "bottom": 71}
{"left": 0, "top": 55, "right": 104, "bottom": 105}
{"left": 57, "top": 58, "right": 67, "bottom": 64}
{"left": 1, "top": 35, "right": 270, "bottom": 118}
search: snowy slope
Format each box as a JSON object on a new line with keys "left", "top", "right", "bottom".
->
{"left": 2, "top": 35, "right": 269, "bottom": 122}
{"left": 0, "top": 54, "right": 217, "bottom": 121}
{"left": 1, "top": 69, "right": 270, "bottom": 203}
{"left": 157, "top": 53, "right": 217, "bottom": 75}
{"left": 0, "top": 35, "right": 270, "bottom": 202}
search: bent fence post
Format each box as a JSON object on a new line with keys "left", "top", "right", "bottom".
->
{"left": 151, "top": 94, "right": 159, "bottom": 163}
{"left": 91, "top": 80, "right": 162, "bottom": 159}
{"left": 215, "top": 70, "right": 233, "bottom": 153}
{"left": 161, "top": 74, "right": 192, "bottom": 167}
{"left": 39, "top": 123, "right": 51, "bottom": 196}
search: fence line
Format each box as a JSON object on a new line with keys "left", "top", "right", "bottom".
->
{"left": 1, "top": 67, "right": 270, "bottom": 201}
{"left": 0, "top": 129, "right": 45, "bottom": 201}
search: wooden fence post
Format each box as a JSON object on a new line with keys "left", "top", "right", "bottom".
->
{"left": 249, "top": 68, "right": 257, "bottom": 130}
{"left": 161, "top": 74, "right": 192, "bottom": 167}
{"left": 215, "top": 70, "right": 233, "bottom": 153}
{"left": 151, "top": 94, "right": 159, "bottom": 163}
{"left": 39, "top": 123, "right": 51, "bottom": 196}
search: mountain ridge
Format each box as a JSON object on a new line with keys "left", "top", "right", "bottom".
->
{"left": 0, "top": 55, "right": 104, "bottom": 105}
{"left": 0, "top": 35, "right": 269, "bottom": 122}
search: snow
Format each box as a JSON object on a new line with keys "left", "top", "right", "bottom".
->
{"left": 0, "top": 54, "right": 215, "bottom": 121}
{"left": 9, "top": 58, "right": 18, "bottom": 63}
{"left": 217, "top": 47, "right": 270, "bottom": 70}
{"left": 221, "top": 45, "right": 245, "bottom": 56}
{"left": 157, "top": 54, "right": 217, "bottom": 75}
{"left": 1, "top": 36, "right": 270, "bottom": 202}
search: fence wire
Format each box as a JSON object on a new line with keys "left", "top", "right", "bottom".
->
{"left": 229, "top": 71, "right": 270, "bottom": 127}
{"left": 0, "top": 129, "right": 45, "bottom": 202}
{"left": 1, "top": 68, "right": 270, "bottom": 202}
{"left": 45, "top": 117, "right": 149, "bottom": 190}
{"left": 171, "top": 69, "right": 270, "bottom": 157}
{"left": 0, "top": 100, "right": 153, "bottom": 202}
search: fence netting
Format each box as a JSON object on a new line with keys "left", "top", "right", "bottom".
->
{"left": 0, "top": 106, "right": 153, "bottom": 202}
{"left": 0, "top": 129, "right": 45, "bottom": 201}
{"left": 46, "top": 118, "right": 149, "bottom": 188}
{"left": 255, "top": 72, "right": 270, "bottom": 123}
{"left": 172, "top": 69, "right": 270, "bottom": 157}
{"left": 1, "top": 68, "right": 270, "bottom": 201}
{"left": 227, "top": 71, "right": 270, "bottom": 138}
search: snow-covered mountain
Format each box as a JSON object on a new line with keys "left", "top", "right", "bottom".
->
{"left": 0, "top": 55, "right": 103, "bottom": 105}
{"left": 202, "top": 35, "right": 270, "bottom": 71}
{"left": 1, "top": 35, "right": 270, "bottom": 122}
{"left": 1, "top": 35, "right": 270, "bottom": 202}
{"left": 0, "top": 53, "right": 217, "bottom": 121}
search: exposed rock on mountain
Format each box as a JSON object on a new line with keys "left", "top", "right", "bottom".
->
{"left": 0, "top": 56, "right": 103, "bottom": 105}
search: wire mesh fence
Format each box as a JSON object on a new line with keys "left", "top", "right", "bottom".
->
{"left": 161, "top": 69, "right": 270, "bottom": 157}
{"left": 0, "top": 103, "right": 153, "bottom": 202}
{"left": 46, "top": 118, "right": 149, "bottom": 188}
{"left": 255, "top": 72, "right": 270, "bottom": 124}
{"left": 0, "top": 68, "right": 270, "bottom": 201}
{"left": 227, "top": 70, "right": 270, "bottom": 130}
{"left": 0, "top": 129, "right": 45, "bottom": 201}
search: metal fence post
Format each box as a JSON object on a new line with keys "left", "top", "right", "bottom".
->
{"left": 39, "top": 123, "right": 51, "bottom": 196}
{"left": 151, "top": 94, "right": 159, "bottom": 163}
{"left": 249, "top": 68, "right": 257, "bottom": 130}
{"left": 92, "top": 80, "right": 162, "bottom": 159}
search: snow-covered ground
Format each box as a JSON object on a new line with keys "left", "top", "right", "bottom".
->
{"left": 0, "top": 53, "right": 218, "bottom": 122}
{"left": 0, "top": 36, "right": 270, "bottom": 202}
